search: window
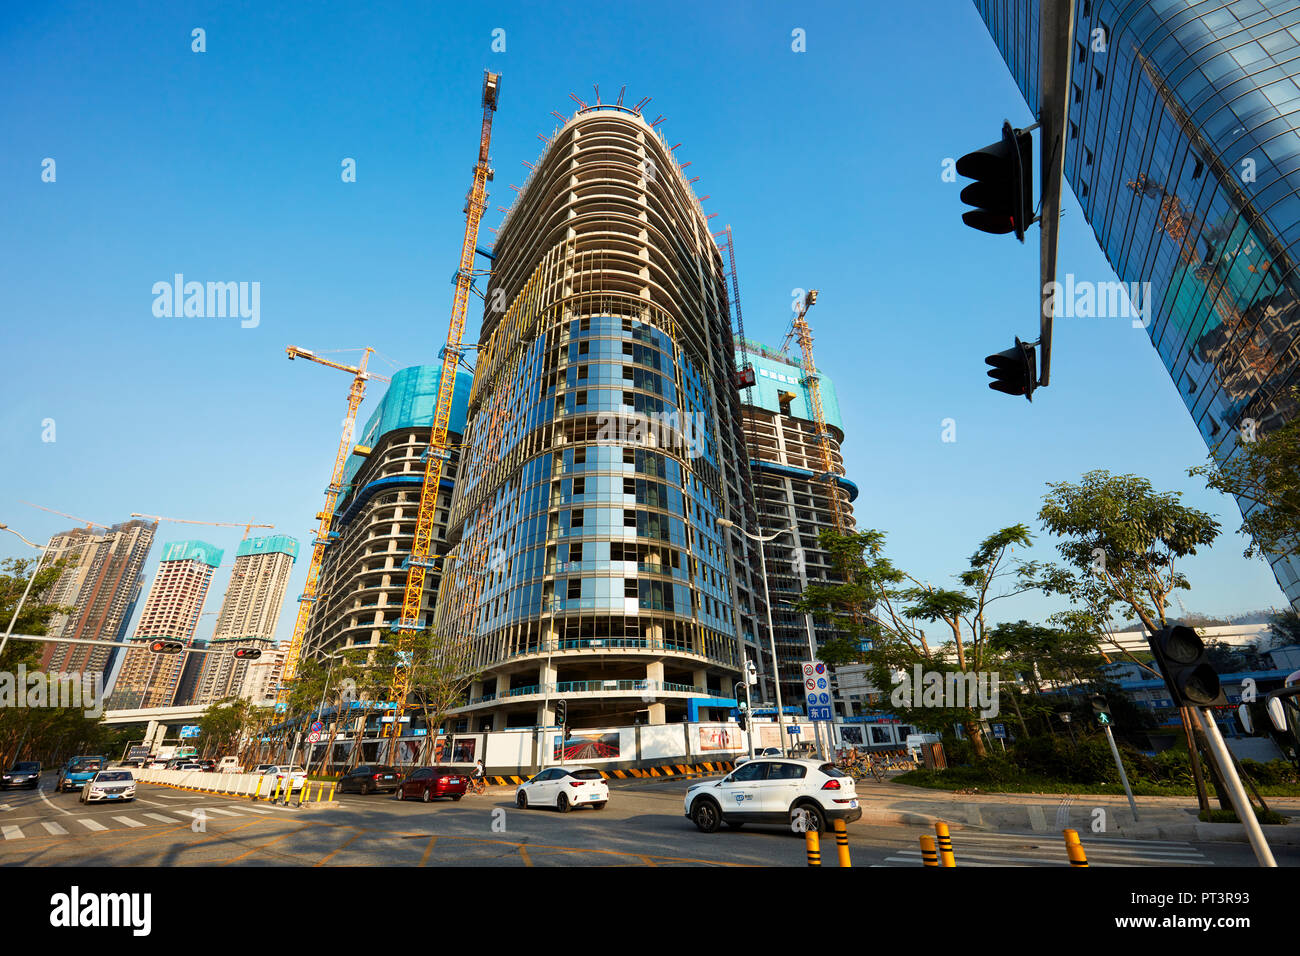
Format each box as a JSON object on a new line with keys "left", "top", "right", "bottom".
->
{"left": 768, "top": 763, "right": 807, "bottom": 780}
{"left": 624, "top": 510, "right": 637, "bottom": 528}
{"left": 568, "top": 543, "right": 582, "bottom": 562}
{"left": 567, "top": 579, "right": 581, "bottom": 599}
{"left": 624, "top": 579, "right": 638, "bottom": 597}
{"left": 573, "top": 447, "right": 586, "bottom": 463}
{"left": 624, "top": 477, "right": 636, "bottom": 495}
{"left": 572, "top": 477, "right": 585, "bottom": 495}
{"left": 578, "top": 342, "right": 589, "bottom": 355}
{"left": 570, "top": 510, "right": 584, "bottom": 528}
{"left": 728, "top": 762, "right": 770, "bottom": 782}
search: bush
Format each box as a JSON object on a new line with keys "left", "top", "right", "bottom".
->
{"left": 1239, "top": 759, "right": 1299, "bottom": 787}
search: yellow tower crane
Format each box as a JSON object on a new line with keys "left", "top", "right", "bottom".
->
{"left": 386, "top": 70, "right": 501, "bottom": 739}
{"left": 128, "top": 513, "right": 274, "bottom": 540}
{"left": 780, "top": 290, "right": 848, "bottom": 531}
{"left": 275, "top": 345, "right": 391, "bottom": 712}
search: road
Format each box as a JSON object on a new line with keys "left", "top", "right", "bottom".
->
{"left": 1, "top": 773, "right": 1295, "bottom": 866}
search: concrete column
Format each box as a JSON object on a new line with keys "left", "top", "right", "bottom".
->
{"left": 645, "top": 661, "right": 666, "bottom": 725}
{"left": 692, "top": 668, "right": 708, "bottom": 694}
{"left": 492, "top": 710, "right": 507, "bottom": 732}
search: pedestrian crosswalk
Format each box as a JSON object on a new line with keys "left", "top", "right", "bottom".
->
{"left": 874, "top": 831, "right": 1214, "bottom": 867}
{"left": 0, "top": 801, "right": 271, "bottom": 842}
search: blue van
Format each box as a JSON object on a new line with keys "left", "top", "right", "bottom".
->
{"left": 55, "top": 755, "right": 107, "bottom": 793}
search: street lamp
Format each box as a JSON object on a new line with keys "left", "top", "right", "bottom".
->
{"left": 718, "top": 517, "right": 794, "bottom": 755}
{"left": 0, "top": 524, "right": 75, "bottom": 661}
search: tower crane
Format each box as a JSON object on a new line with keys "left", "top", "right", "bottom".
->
{"left": 780, "top": 290, "right": 848, "bottom": 532}
{"left": 386, "top": 70, "right": 501, "bottom": 739}
{"left": 275, "top": 345, "right": 391, "bottom": 712}
{"left": 128, "top": 513, "right": 274, "bottom": 539}
{"left": 21, "top": 502, "right": 111, "bottom": 530}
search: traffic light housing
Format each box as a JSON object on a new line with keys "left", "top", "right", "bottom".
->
{"left": 957, "top": 120, "right": 1034, "bottom": 241}
{"left": 1147, "top": 625, "right": 1227, "bottom": 707}
{"left": 985, "top": 337, "right": 1038, "bottom": 401}
{"left": 1091, "top": 695, "right": 1112, "bottom": 726}
{"left": 736, "top": 708, "right": 748, "bottom": 731}
{"left": 149, "top": 640, "right": 184, "bottom": 655}
{"left": 234, "top": 647, "right": 262, "bottom": 660}
{"left": 555, "top": 699, "right": 567, "bottom": 727}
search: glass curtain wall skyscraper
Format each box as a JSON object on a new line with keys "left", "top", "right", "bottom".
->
{"left": 975, "top": 0, "right": 1300, "bottom": 608}
{"left": 433, "top": 103, "right": 767, "bottom": 733}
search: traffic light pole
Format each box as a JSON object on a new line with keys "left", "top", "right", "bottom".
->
{"left": 1198, "top": 708, "right": 1277, "bottom": 867}
{"left": 1101, "top": 724, "right": 1139, "bottom": 822}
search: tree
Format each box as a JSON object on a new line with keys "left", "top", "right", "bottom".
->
{"left": 402, "top": 628, "right": 479, "bottom": 767}
{"left": 0, "top": 557, "right": 71, "bottom": 673}
{"left": 798, "top": 525, "right": 1068, "bottom": 757}
{"left": 1038, "top": 469, "right": 1224, "bottom": 809}
{"left": 1190, "top": 386, "right": 1300, "bottom": 561}
{"left": 1266, "top": 608, "right": 1300, "bottom": 649}
{"left": 197, "top": 698, "right": 253, "bottom": 758}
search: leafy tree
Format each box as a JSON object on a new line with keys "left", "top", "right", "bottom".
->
{"left": 197, "top": 697, "right": 253, "bottom": 758}
{"left": 1189, "top": 386, "right": 1300, "bottom": 561}
{"left": 403, "top": 627, "right": 480, "bottom": 766}
{"left": 0, "top": 557, "right": 71, "bottom": 672}
{"left": 1266, "top": 608, "right": 1300, "bottom": 649}
{"left": 798, "top": 525, "right": 1068, "bottom": 757}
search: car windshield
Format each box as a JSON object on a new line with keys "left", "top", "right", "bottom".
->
{"left": 568, "top": 769, "right": 603, "bottom": 780}
{"left": 71, "top": 760, "right": 101, "bottom": 771}
{"left": 96, "top": 771, "right": 133, "bottom": 782}
{"left": 12, "top": 763, "right": 38, "bottom": 772}
{"left": 819, "top": 763, "right": 848, "bottom": 778}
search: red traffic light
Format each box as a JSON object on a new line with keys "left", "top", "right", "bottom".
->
{"left": 233, "top": 647, "right": 262, "bottom": 660}
{"left": 149, "top": 640, "right": 184, "bottom": 655}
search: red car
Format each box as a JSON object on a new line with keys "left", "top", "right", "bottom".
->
{"left": 395, "top": 766, "right": 469, "bottom": 802}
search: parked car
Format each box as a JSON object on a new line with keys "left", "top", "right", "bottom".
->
{"left": 515, "top": 767, "right": 608, "bottom": 812}
{"left": 1, "top": 761, "right": 41, "bottom": 790}
{"left": 396, "top": 766, "right": 467, "bottom": 803}
{"left": 80, "top": 770, "right": 136, "bottom": 804}
{"left": 253, "top": 764, "right": 275, "bottom": 775}
{"left": 216, "top": 757, "right": 243, "bottom": 773}
{"left": 683, "top": 758, "right": 860, "bottom": 833}
{"left": 118, "top": 758, "right": 143, "bottom": 769}
{"left": 734, "top": 747, "right": 782, "bottom": 766}
{"left": 175, "top": 762, "right": 204, "bottom": 772}
{"left": 259, "top": 765, "right": 307, "bottom": 792}
{"left": 55, "top": 756, "right": 107, "bottom": 793}
{"left": 337, "top": 765, "right": 402, "bottom": 795}
{"left": 195, "top": 758, "right": 217, "bottom": 772}
{"left": 165, "top": 756, "right": 199, "bottom": 770}
{"left": 144, "top": 756, "right": 168, "bottom": 769}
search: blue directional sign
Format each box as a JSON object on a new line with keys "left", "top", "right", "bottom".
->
{"left": 992, "top": 723, "right": 1007, "bottom": 739}
{"left": 808, "top": 706, "right": 833, "bottom": 721}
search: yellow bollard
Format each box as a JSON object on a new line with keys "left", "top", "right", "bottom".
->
{"left": 1064, "top": 828, "right": 1088, "bottom": 867}
{"left": 253, "top": 777, "right": 264, "bottom": 801}
{"left": 935, "top": 822, "right": 956, "bottom": 867}
{"left": 919, "top": 834, "right": 939, "bottom": 866}
{"left": 804, "top": 828, "right": 821, "bottom": 866}
{"left": 327, "top": 782, "right": 336, "bottom": 802}
{"left": 832, "top": 819, "right": 852, "bottom": 867}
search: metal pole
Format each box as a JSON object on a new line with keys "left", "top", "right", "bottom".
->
{"left": 1199, "top": 708, "right": 1277, "bottom": 867}
{"left": 0, "top": 547, "right": 49, "bottom": 660}
{"left": 1102, "top": 723, "right": 1139, "bottom": 822}
{"left": 755, "top": 533, "right": 787, "bottom": 754}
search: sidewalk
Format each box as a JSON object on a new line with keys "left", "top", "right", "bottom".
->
{"left": 854, "top": 777, "right": 1300, "bottom": 844}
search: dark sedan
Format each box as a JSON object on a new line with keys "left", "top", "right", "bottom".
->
{"left": 395, "top": 767, "right": 468, "bottom": 803}
{"left": 337, "top": 765, "right": 403, "bottom": 795}
{"left": 1, "top": 761, "right": 41, "bottom": 790}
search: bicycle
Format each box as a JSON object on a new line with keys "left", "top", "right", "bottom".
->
{"left": 465, "top": 776, "right": 486, "bottom": 796}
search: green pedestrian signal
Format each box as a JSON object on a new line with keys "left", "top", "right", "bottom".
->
{"left": 1091, "top": 695, "right": 1113, "bottom": 726}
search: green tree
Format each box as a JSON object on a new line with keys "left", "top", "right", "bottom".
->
{"left": 197, "top": 697, "right": 253, "bottom": 758}
{"left": 1189, "top": 387, "right": 1300, "bottom": 561}
{"left": 403, "top": 628, "right": 479, "bottom": 766}
{"left": 0, "top": 556, "right": 71, "bottom": 672}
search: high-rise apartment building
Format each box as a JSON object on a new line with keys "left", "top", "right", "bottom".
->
{"left": 736, "top": 342, "right": 864, "bottom": 715}
{"left": 300, "top": 365, "right": 472, "bottom": 664}
{"left": 974, "top": 0, "right": 1300, "bottom": 608}
{"left": 195, "top": 535, "right": 299, "bottom": 704}
{"left": 239, "top": 643, "right": 286, "bottom": 708}
{"left": 107, "top": 540, "right": 222, "bottom": 709}
{"left": 41, "top": 519, "right": 157, "bottom": 680}
{"left": 433, "top": 102, "right": 767, "bottom": 733}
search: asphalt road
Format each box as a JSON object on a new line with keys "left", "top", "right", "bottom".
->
{"left": 2, "top": 773, "right": 1296, "bottom": 867}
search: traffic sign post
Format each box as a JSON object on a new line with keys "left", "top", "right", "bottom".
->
{"left": 801, "top": 660, "right": 833, "bottom": 759}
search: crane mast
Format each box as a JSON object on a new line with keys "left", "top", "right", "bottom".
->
{"left": 275, "top": 345, "right": 377, "bottom": 712}
{"left": 387, "top": 71, "right": 501, "bottom": 734}
{"left": 787, "top": 291, "right": 847, "bottom": 532}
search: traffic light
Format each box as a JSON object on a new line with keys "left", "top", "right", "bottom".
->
{"left": 149, "top": 640, "right": 184, "bottom": 655}
{"left": 985, "top": 337, "right": 1038, "bottom": 401}
{"left": 1147, "top": 624, "right": 1227, "bottom": 707}
{"left": 956, "top": 120, "right": 1034, "bottom": 241}
{"left": 1091, "top": 695, "right": 1112, "bottom": 726}
{"left": 234, "top": 647, "right": 262, "bottom": 660}
{"left": 555, "top": 699, "right": 567, "bottom": 727}
{"left": 736, "top": 708, "right": 748, "bottom": 731}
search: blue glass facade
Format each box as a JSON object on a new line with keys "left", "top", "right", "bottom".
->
{"left": 976, "top": 0, "right": 1300, "bottom": 608}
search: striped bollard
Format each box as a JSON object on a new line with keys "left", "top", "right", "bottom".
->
{"left": 935, "top": 822, "right": 956, "bottom": 867}
{"left": 1064, "top": 828, "right": 1088, "bottom": 867}
{"left": 804, "top": 828, "right": 821, "bottom": 866}
{"left": 832, "top": 819, "right": 851, "bottom": 867}
{"left": 919, "top": 834, "right": 939, "bottom": 867}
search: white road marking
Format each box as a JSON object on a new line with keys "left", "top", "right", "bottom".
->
{"left": 41, "top": 821, "right": 69, "bottom": 835}
{"left": 242, "top": 806, "right": 272, "bottom": 814}
{"left": 142, "top": 812, "right": 179, "bottom": 824}
{"left": 37, "top": 788, "right": 73, "bottom": 816}
{"left": 204, "top": 808, "right": 242, "bottom": 817}
{"left": 78, "top": 818, "right": 108, "bottom": 831}
{"left": 2, "top": 825, "right": 24, "bottom": 840}
{"left": 112, "top": 816, "right": 145, "bottom": 828}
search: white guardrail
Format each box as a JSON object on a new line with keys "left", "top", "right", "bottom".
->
{"left": 133, "top": 768, "right": 311, "bottom": 800}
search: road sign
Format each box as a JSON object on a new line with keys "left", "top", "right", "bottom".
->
{"left": 307, "top": 731, "right": 321, "bottom": 743}
{"left": 808, "top": 706, "right": 833, "bottom": 721}
{"left": 311, "top": 720, "right": 324, "bottom": 733}
{"left": 788, "top": 724, "right": 801, "bottom": 734}
{"left": 802, "top": 663, "right": 815, "bottom": 678}
{"left": 179, "top": 725, "right": 201, "bottom": 739}
{"left": 992, "top": 723, "right": 1007, "bottom": 739}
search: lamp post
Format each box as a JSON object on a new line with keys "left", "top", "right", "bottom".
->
{"left": 718, "top": 518, "right": 793, "bottom": 756}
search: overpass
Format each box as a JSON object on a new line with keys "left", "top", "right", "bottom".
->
{"left": 101, "top": 705, "right": 209, "bottom": 727}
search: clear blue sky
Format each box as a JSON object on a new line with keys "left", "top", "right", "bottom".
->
{"left": 1, "top": 0, "right": 1287, "bottom": 651}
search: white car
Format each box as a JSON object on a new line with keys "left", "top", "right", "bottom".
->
{"left": 80, "top": 770, "right": 136, "bottom": 804}
{"left": 175, "top": 762, "right": 203, "bottom": 772}
{"left": 260, "top": 765, "right": 307, "bottom": 792}
{"left": 216, "top": 756, "right": 243, "bottom": 773}
{"left": 515, "top": 766, "right": 609, "bottom": 812}
{"left": 683, "top": 758, "right": 860, "bottom": 833}
{"left": 734, "top": 747, "right": 782, "bottom": 765}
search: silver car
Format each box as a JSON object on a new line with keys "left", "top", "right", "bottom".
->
{"left": 80, "top": 769, "right": 136, "bottom": 804}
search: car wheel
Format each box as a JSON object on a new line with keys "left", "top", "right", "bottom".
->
{"left": 362, "top": 782, "right": 372, "bottom": 795}
{"left": 557, "top": 793, "right": 570, "bottom": 813}
{"left": 516, "top": 791, "right": 528, "bottom": 809}
{"left": 792, "top": 802, "right": 827, "bottom": 834}
{"left": 395, "top": 787, "right": 405, "bottom": 801}
{"left": 725, "top": 820, "right": 745, "bottom": 829}
{"left": 452, "top": 794, "right": 463, "bottom": 801}
{"left": 421, "top": 788, "right": 432, "bottom": 803}
{"left": 591, "top": 801, "right": 607, "bottom": 810}
{"left": 691, "top": 798, "right": 722, "bottom": 833}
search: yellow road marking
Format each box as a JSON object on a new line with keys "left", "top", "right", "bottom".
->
{"left": 314, "top": 829, "right": 365, "bottom": 866}
{"left": 418, "top": 835, "right": 438, "bottom": 867}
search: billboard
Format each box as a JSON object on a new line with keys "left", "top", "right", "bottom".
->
{"left": 698, "top": 726, "right": 741, "bottom": 752}
{"left": 552, "top": 731, "right": 620, "bottom": 761}
{"left": 179, "top": 725, "right": 201, "bottom": 739}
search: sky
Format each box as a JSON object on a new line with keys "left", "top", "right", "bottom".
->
{"left": 1, "top": 0, "right": 1289, "bottom": 656}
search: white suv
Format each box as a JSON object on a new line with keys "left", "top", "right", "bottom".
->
{"left": 684, "top": 758, "right": 860, "bottom": 833}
